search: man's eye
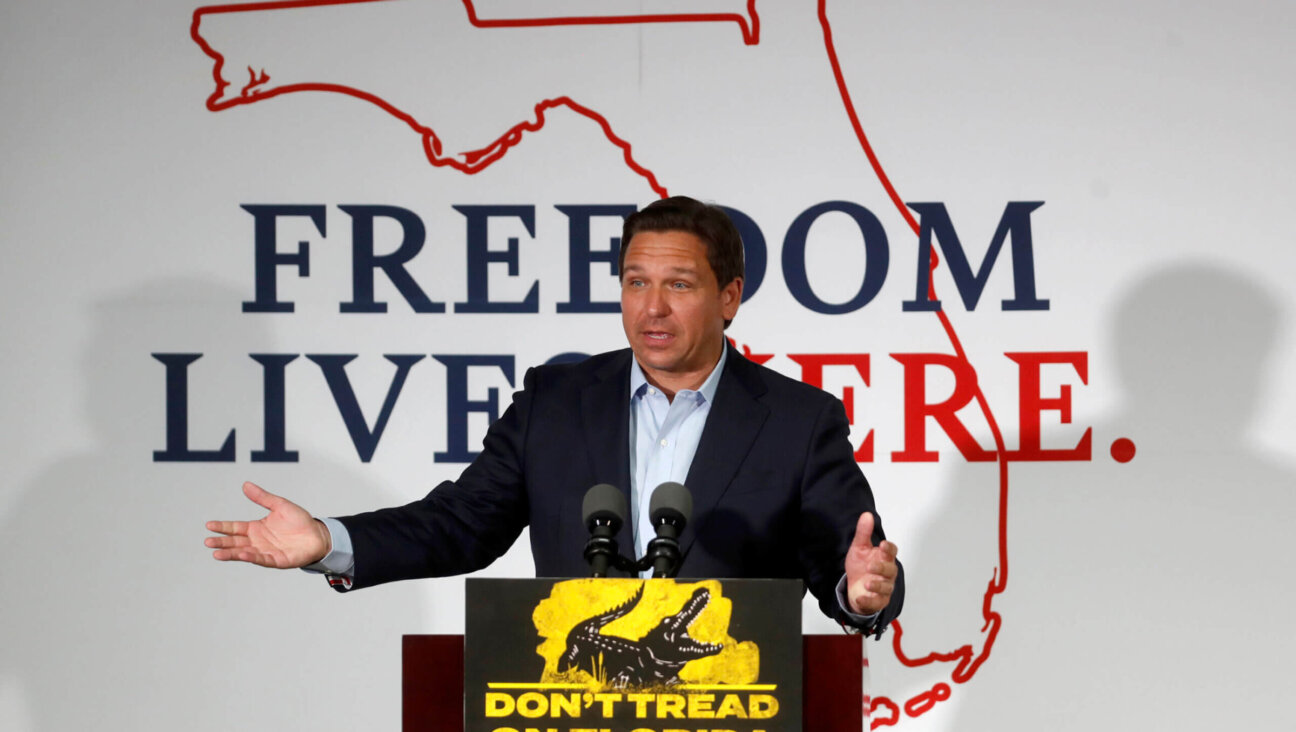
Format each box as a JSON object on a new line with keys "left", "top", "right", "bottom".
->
{"left": 672, "top": 281, "right": 690, "bottom": 290}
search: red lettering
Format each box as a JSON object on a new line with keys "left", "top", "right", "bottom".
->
{"left": 889, "top": 353, "right": 995, "bottom": 462}
{"left": 1005, "top": 351, "right": 1091, "bottom": 460}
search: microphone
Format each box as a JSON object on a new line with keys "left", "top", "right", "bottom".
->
{"left": 646, "top": 481, "right": 692, "bottom": 578}
{"left": 582, "top": 483, "right": 627, "bottom": 577}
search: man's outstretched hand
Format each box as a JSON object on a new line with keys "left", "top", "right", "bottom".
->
{"left": 205, "top": 482, "right": 331, "bottom": 569}
{"left": 845, "top": 511, "right": 899, "bottom": 616}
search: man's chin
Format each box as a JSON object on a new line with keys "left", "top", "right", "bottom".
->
{"left": 634, "top": 354, "right": 676, "bottom": 371}
{"left": 630, "top": 347, "right": 680, "bottom": 372}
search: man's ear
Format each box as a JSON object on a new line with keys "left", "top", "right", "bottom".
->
{"left": 721, "top": 277, "right": 743, "bottom": 320}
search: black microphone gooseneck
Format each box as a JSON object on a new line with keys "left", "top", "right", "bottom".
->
{"left": 646, "top": 481, "right": 693, "bottom": 578}
{"left": 582, "top": 483, "right": 627, "bottom": 578}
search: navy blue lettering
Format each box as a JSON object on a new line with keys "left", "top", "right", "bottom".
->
{"left": 307, "top": 354, "right": 425, "bottom": 462}
{"left": 903, "top": 201, "right": 1049, "bottom": 312}
{"left": 152, "top": 353, "right": 236, "bottom": 462}
{"left": 241, "top": 204, "right": 325, "bottom": 313}
{"left": 452, "top": 205, "right": 539, "bottom": 313}
{"left": 433, "top": 355, "right": 515, "bottom": 463}
{"left": 338, "top": 205, "right": 443, "bottom": 314}
{"left": 719, "top": 205, "right": 766, "bottom": 301}
{"left": 250, "top": 354, "right": 299, "bottom": 463}
{"left": 545, "top": 352, "right": 590, "bottom": 365}
{"left": 782, "top": 201, "right": 890, "bottom": 314}
{"left": 554, "top": 204, "right": 635, "bottom": 313}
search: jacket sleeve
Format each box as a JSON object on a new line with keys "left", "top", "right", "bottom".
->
{"left": 798, "top": 395, "right": 904, "bottom": 634}
{"left": 334, "top": 367, "right": 539, "bottom": 590}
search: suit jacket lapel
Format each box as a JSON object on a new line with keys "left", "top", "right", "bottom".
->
{"left": 680, "top": 343, "right": 770, "bottom": 559}
{"left": 580, "top": 350, "right": 635, "bottom": 571}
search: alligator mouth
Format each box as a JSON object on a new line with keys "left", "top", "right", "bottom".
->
{"left": 645, "top": 588, "right": 723, "bottom": 662}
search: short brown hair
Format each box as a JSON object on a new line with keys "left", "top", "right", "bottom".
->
{"left": 620, "top": 196, "right": 745, "bottom": 292}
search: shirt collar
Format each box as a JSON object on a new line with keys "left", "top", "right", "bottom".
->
{"left": 629, "top": 341, "right": 729, "bottom": 404}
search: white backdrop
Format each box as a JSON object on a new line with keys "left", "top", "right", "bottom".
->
{"left": 2, "top": 1, "right": 1294, "bottom": 730}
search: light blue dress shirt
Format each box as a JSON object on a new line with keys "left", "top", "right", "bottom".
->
{"left": 628, "top": 346, "right": 727, "bottom": 565}
{"left": 308, "top": 516, "right": 353, "bottom": 575}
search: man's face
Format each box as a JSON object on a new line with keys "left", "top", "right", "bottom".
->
{"left": 620, "top": 230, "right": 742, "bottom": 394}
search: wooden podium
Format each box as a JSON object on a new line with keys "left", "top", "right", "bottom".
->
{"left": 403, "top": 633, "right": 863, "bottom": 731}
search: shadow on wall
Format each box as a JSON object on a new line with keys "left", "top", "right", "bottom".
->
{"left": 0, "top": 278, "right": 428, "bottom": 732}
{"left": 900, "top": 262, "right": 1293, "bottom": 731}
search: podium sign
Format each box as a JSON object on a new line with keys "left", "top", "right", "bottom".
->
{"left": 463, "top": 578, "right": 803, "bottom": 732}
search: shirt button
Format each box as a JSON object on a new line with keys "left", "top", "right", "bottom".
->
{"left": 648, "top": 388, "right": 656, "bottom": 395}
{"left": 660, "top": 439, "right": 668, "bottom": 447}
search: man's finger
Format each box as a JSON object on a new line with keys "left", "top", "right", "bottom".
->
{"left": 213, "top": 547, "right": 282, "bottom": 568}
{"left": 880, "top": 540, "right": 899, "bottom": 560}
{"left": 866, "top": 578, "right": 894, "bottom": 596}
{"left": 205, "top": 520, "right": 249, "bottom": 536}
{"left": 849, "top": 580, "right": 891, "bottom": 615}
{"left": 850, "top": 512, "right": 876, "bottom": 551}
{"left": 242, "top": 481, "right": 283, "bottom": 511}
{"left": 205, "top": 535, "right": 250, "bottom": 549}
{"left": 867, "top": 558, "right": 898, "bottom": 579}
{"left": 212, "top": 548, "right": 250, "bottom": 562}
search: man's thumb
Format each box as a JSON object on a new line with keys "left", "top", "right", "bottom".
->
{"left": 853, "top": 511, "right": 875, "bottom": 550}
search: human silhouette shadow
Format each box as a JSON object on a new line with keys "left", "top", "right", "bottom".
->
{"left": 0, "top": 279, "right": 429, "bottom": 731}
{"left": 899, "top": 263, "right": 1294, "bottom": 731}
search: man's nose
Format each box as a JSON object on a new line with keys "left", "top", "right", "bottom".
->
{"left": 645, "top": 286, "right": 669, "bottom": 316}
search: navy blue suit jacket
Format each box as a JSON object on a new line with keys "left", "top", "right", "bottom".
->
{"left": 338, "top": 343, "right": 904, "bottom": 630}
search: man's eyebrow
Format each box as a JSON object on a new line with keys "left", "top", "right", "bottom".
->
{"left": 621, "top": 264, "right": 700, "bottom": 276}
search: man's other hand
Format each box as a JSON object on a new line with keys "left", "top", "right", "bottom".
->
{"left": 845, "top": 511, "right": 899, "bottom": 616}
{"left": 205, "top": 482, "right": 331, "bottom": 569}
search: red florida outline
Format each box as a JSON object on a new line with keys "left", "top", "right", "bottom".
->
{"left": 190, "top": 1, "right": 1013, "bottom": 727}
{"left": 816, "top": 2, "right": 1011, "bottom": 725}
{"left": 190, "top": 0, "right": 764, "bottom": 198}
{"left": 462, "top": 0, "right": 760, "bottom": 45}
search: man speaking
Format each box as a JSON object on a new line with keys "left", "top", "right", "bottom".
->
{"left": 206, "top": 196, "right": 903, "bottom": 635}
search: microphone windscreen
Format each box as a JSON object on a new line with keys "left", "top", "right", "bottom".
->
{"left": 649, "top": 481, "right": 693, "bottom": 525}
{"left": 582, "top": 483, "right": 627, "bottom": 529}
